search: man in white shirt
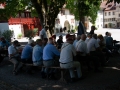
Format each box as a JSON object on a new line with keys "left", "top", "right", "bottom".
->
{"left": 8, "top": 40, "right": 21, "bottom": 75}
{"left": 59, "top": 35, "right": 82, "bottom": 82}
{"left": 76, "top": 34, "right": 101, "bottom": 72}
{"left": 39, "top": 26, "right": 48, "bottom": 40}
{"left": 87, "top": 34, "right": 106, "bottom": 67}
{"left": 85, "top": 34, "right": 92, "bottom": 44}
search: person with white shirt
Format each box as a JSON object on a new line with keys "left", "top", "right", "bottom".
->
{"left": 76, "top": 34, "right": 101, "bottom": 72}
{"left": 39, "top": 26, "right": 48, "bottom": 40}
{"left": 59, "top": 35, "right": 82, "bottom": 82}
{"left": 8, "top": 40, "right": 21, "bottom": 75}
{"left": 73, "top": 35, "right": 81, "bottom": 48}
{"left": 87, "top": 34, "right": 106, "bottom": 67}
{"left": 85, "top": 34, "right": 92, "bottom": 44}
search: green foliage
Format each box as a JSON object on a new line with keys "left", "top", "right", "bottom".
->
{"left": 17, "top": 33, "right": 22, "bottom": 39}
{"left": 71, "top": 29, "right": 75, "bottom": 33}
{"left": 25, "top": 29, "right": 38, "bottom": 39}
{"left": 2, "top": 30, "right": 14, "bottom": 41}
{"left": 66, "top": 0, "right": 101, "bottom": 22}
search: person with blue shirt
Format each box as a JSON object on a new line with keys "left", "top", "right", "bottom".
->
{"left": 43, "top": 37, "right": 60, "bottom": 79}
{"left": 32, "top": 39, "right": 43, "bottom": 66}
{"left": 21, "top": 40, "right": 35, "bottom": 64}
{"left": 0, "top": 37, "right": 10, "bottom": 63}
{"left": 0, "top": 37, "right": 10, "bottom": 48}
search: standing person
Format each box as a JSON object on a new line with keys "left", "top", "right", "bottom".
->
{"left": 59, "top": 35, "right": 82, "bottom": 82}
{"left": 89, "top": 26, "right": 96, "bottom": 35}
{"left": 8, "top": 40, "right": 21, "bottom": 75}
{"left": 43, "top": 38, "right": 60, "bottom": 79}
{"left": 57, "top": 35, "right": 64, "bottom": 49}
{"left": 39, "top": 26, "right": 49, "bottom": 40}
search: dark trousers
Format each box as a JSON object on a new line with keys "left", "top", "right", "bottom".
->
{"left": 90, "top": 51, "right": 106, "bottom": 66}
{"left": 76, "top": 55, "right": 100, "bottom": 71}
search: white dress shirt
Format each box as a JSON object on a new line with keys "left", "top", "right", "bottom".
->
{"left": 87, "top": 38, "right": 99, "bottom": 53}
{"left": 76, "top": 39, "right": 88, "bottom": 56}
{"left": 59, "top": 42, "right": 76, "bottom": 63}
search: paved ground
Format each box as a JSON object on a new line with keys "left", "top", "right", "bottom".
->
{"left": 0, "top": 55, "right": 120, "bottom": 90}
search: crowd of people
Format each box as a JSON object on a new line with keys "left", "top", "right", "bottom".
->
{"left": 0, "top": 26, "right": 119, "bottom": 83}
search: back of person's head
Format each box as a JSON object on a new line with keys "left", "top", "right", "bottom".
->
{"left": 105, "top": 32, "right": 109, "bottom": 36}
{"left": 92, "top": 34, "right": 97, "bottom": 39}
{"left": 52, "top": 35, "right": 56, "bottom": 39}
{"left": 1, "top": 37, "right": 5, "bottom": 41}
{"left": 108, "top": 32, "right": 111, "bottom": 36}
{"left": 36, "top": 39, "right": 42, "bottom": 45}
{"left": 91, "top": 26, "right": 95, "bottom": 30}
{"left": 87, "top": 34, "right": 92, "bottom": 38}
{"left": 13, "top": 40, "right": 19, "bottom": 46}
{"left": 48, "top": 37, "right": 53, "bottom": 44}
{"left": 28, "top": 40, "right": 35, "bottom": 47}
{"left": 98, "top": 34, "right": 103, "bottom": 40}
{"left": 45, "top": 26, "right": 49, "bottom": 30}
{"left": 81, "top": 34, "right": 86, "bottom": 41}
{"left": 59, "top": 35, "right": 63, "bottom": 39}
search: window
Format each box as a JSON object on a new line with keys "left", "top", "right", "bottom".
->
{"left": 109, "top": 12, "right": 111, "bottom": 15}
{"left": 119, "top": 14, "right": 120, "bottom": 17}
{"left": 113, "top": 12, "right": 115, "bottom": 15}
{"left": 101, "top": 18, "right": 103, "bottom": 22}
{"left": 105, "top": 12, "right": 107, "bottom": 16}
{"left": 61, "top": 10, "right": 65, "bottom": 15}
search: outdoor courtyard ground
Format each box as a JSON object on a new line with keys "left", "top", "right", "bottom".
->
{"left": 0, "top": 28, "right": 120, "bottom": 90}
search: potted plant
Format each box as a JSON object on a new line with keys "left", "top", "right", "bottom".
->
{"left": 17, "top": 33, "right": 22, "bottom": 39}
{"left": 25, "top": 29, "right": 38, "bottom": 40}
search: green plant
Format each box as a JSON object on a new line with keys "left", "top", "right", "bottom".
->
{"left": 2, "top": 30, "right": 14, "bottom": 42}
{"left": 25, "top": 29, "right": 38, "bottom": 39}
{"left": 17, "top": 33, "right": 22, "bottom": 39}
{"left": 71, "top": 29, "right": 75, "bottom": 33}
{"left": 67, "top": 30, "right": 70, "bottom": 33}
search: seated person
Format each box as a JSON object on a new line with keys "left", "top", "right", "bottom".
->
{"left": 59, "top": 35, "right": 82, "bottom": 82}
{"left": 0, "top": 37, "right": 10, "bottom": 49}
{"left": 42, "top": 38, "right": 48, "bottom": 47}
{"left": 8, "top": 40, "right": 21, "bottom": 75}
{"left": 87, "top": 34, "right": 106, "bottom": 66}
{"left": 0, "top": 37, "right": 10, "bottom": 60}
{"left": 21, "top": 40, "right": 35, "bottom": 64}
{"left": 76, "top": 34, "right": 101, "bottom": 72}
{"left": 73, "top": 35, "right": 81, "bottom": 48}
{"left": 52, "top": 35, "right": 57, "bottom": 47}
{"left": 43, "top": 38, "right": 60, "bottom": 79}
{"left": 85, "top": 34, "right": 92, "bottom": 44}
{"left": 32, "top": 39, "right": 43, "bottom": 66}
{"left": 57, "top": 35, "right": 64, "bottom": 49}
{"left": 97, "top": 34, "right": 106, "bottom": 50}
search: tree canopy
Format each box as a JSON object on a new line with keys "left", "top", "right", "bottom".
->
{"left": 0, "top": 0, "right": 120, "bottom": 34}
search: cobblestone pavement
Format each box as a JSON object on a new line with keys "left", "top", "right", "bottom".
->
{"left": 0, "top": 55, "right": 120, "bottom": 90}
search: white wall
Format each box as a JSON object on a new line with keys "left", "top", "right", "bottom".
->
{"left": 9, "top": 24, "right": 22, "bottom": 39}
{"left": 0, "top": 23, "right": 9, "bottom": 33}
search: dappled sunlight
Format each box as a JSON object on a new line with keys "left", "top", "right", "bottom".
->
{"left": 105, "top": 67, "right": 120, "bottom": 70}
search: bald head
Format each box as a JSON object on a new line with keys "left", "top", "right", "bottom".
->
{"left": 81, "top": 34, "right": 86, "bottom": 41}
